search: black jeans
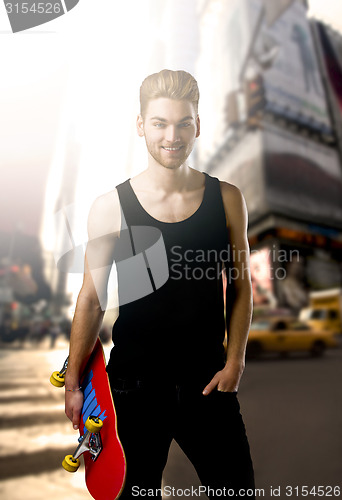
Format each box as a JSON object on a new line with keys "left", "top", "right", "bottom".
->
{"left": 109, "top": 377, "right": 255, "bottom": 499}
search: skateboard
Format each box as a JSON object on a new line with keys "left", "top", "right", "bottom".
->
{"left": 50, "top": 338, "right": 126, "bottom": 500}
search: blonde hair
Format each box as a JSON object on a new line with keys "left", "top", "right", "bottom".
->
{"left": 140, "top": 69, "right": 199, "bottom": 118}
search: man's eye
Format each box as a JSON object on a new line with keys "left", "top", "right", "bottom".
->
{"left": 179, "top": 122, "right": 191, "bottom": 127}
{"left": 154, "top": 123, "right": 164, "bottom": 128}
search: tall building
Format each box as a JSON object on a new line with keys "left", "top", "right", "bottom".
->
{"left": 310, "top": 19, "right": 342, "bottom": 168}
{"left": 197, "top": 0, "right": 342, "bottom": 312}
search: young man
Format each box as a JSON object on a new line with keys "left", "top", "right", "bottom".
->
{"left": 65, "top": 69, "right": 255, "bottom": 498}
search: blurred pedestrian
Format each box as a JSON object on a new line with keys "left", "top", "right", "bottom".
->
{"left": 49, "top": 321, "right": 61, "bottom": 349}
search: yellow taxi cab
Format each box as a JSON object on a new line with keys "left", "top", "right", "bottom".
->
{"left": 299, "top": 288, "right": 342, "bottom": 334}
{"left": 247, "top": 318, "right": 339, "bottom": 358}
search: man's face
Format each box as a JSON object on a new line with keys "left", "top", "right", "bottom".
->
{"left": 137, "top": 98, "right": 200, "bottom": 170}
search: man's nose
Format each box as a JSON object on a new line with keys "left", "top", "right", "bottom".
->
{"left": 165, "top": 125, "right": 180, "bottom": 143}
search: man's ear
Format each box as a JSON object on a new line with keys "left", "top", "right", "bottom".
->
{"left": 136, "top": 114, "right": 145, "bottom": 137}
{"left": 195, "top": 115, "right": 200, "bottom": 138}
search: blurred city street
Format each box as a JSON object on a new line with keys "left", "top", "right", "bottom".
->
{"left": 0, "top": 338, "right": 89, "bottom": 500}
{"left": 1, "top": 338, "right": 341, "bottom": 500}
{"left": 1, "top": 0, "right": 342, "bottom": 498}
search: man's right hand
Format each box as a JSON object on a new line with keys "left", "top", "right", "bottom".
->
{"left": 65, "top": 390, "right": 84, "bottom": 430}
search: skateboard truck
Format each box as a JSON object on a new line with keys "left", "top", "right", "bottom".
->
{"left": 50, "top": 356, "right": 68, "bottom": 387}
{"left": 62, "top": 415, "right": 104, "bottom": 473}
{"left": 50, "top": 358, "right": 104, "bottom": 472}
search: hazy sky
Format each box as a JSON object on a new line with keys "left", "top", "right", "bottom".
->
{"left": 0, "top": 2, "right": 150, "bottom": 237}
{"left": 308, "top": 0, "right": 342, "bottom": 33}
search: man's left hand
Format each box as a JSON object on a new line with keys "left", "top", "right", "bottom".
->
{"left": 202, "top": 359, "right": 245, "bottom": 395}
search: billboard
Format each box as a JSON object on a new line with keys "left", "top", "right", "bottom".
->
{"left": 262, "top": 0, "right": 295, "bottom": 27}
{"left": 198, "top": 0, "right": 333, "bottom": 162}
{"left": 250, "top": 247, "right": 277, "bottom": 307}
{"left": 315, "top": 22, "right": 342, "bottom": 113}
{"left": 248, "top": 0, "right": 331, "bottom": 132}
{"left": 263, "top": 125, "right": 342, "bottom": 227}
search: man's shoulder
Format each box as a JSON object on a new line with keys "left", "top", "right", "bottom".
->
{"left": 218, "top": 181, "right": 247, "bottom": 228}
{"left": 91, "top": 188, "right": 121, "bottom": 215}
{"left": 219, "top": 180, "right": 244, "bottom": 205}
{"left": 88, "top": 188, "right": 121, "bottom": 238}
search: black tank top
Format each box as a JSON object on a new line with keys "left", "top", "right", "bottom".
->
{"left": 106, "top": 171, "right": 231, "bottom": 384}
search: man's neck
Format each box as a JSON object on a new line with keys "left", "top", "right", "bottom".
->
{"left": 137, "top": 164, "right": 198, "bottom": 194}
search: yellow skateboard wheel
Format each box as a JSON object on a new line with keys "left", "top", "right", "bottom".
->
{"left": 85, "top": 416, "right": 103, "bottom": 433}
{"left": 62, "top": 455, "right": 80, "bottom": 473}
{"left": 50, "top": 371, "right": 65, "bottom": 387}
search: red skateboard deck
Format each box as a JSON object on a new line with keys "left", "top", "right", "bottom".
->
{"left": 51, "top": 339, "right": 126, "bottom": 498}
{"left": 79, "top": 339, "right": 126, "bottom": 500}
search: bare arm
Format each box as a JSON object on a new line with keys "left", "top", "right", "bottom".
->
{"left": 64, "top": 189, "right": 121, "bottom": 428}
{"left": 203, "top": 183, "right": 252, "bottom": 394}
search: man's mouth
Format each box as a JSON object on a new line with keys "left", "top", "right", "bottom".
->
{"left": 162, "top": 146, "right": 183, "bottom": 151}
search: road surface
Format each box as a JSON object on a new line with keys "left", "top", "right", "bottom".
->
{"left": 1, "top": 338, "right": 341, "bottom": 499}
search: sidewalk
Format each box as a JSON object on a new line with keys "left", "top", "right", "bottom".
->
{"left": 0, "top": 338, "right": 205, "bottom": 500}
{"left": 0, "top": 339, "right": 90, "bottom": 500}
